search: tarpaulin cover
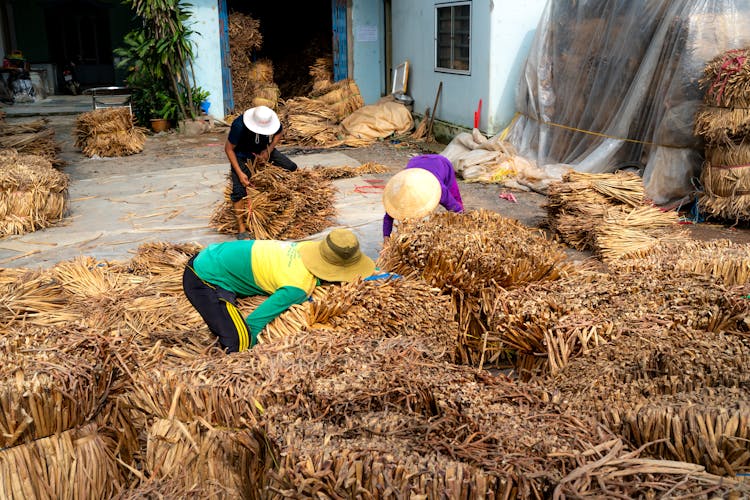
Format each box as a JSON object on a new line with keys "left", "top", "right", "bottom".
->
{"left": 506, "top": 0, "right": 750, "bottom": 205}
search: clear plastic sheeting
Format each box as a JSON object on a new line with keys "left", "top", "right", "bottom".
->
{"left": 506, "top": 0, "right": 750, "bottom": 205}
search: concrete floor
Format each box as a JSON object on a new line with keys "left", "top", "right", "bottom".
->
{"left": 0, "top": 96, "right": 399, "bottom": 269}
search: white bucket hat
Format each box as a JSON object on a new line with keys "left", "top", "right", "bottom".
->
{"left": 243, "top": 106, "right": 280, "bottom": 135}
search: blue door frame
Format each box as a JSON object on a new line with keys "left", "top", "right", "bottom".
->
{"left": 219, "top": 0, "right": 234, "bottom": 114}
{"left": 332, "top": 0, "right": 348, "bottom": 81}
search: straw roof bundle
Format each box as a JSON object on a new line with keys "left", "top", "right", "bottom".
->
{"left": 309, "top": 56, "right": 333, "bottom": 91}
{"left": 210, "top": 163, "right": 337, "bottom": 239}
{"left": 280, "top": 96, "right": 343, "bottom": 147}
{"left": 0, "top": 327, "right": 115, "bottom": 447}
{"left": 0, "top": 422, "right": 126, "bottom": 499}
{"left": 485, "top": 268, "right": 750, "bottom": 377}
{"left": 308, "top": 78, "right": 365, "bottom": 122}
{"left": 74, "top": 107, "right": 146, "bottom": 157}
{"left": 0, "top": 150, "right": 68, "bottom": 236}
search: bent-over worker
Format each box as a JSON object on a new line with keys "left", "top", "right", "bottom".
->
{"left": 382, "top": 154, "right": 464, "bottom": 239}
{"left": 182, "top": 229, "right": 375, "bottom": 353}
{"left": 225, "top": 105, "right": 298, "bottom": 240}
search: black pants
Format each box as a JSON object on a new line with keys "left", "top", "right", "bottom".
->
{"left": 230, "top": 150, "right": 298, "bottom": 202}
{"left": 182, "top": 256, "right": 252, "bottom": 353}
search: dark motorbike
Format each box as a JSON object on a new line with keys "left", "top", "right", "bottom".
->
{"left": 62, "top": 62, "right": 80, "bottom": 95}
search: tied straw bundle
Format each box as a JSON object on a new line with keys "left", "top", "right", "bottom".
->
{"left": 74, "top": 107, "right": 146, "bottom": 157}
{"left": 0, "top": 150, "right": 68, "bottom": 237}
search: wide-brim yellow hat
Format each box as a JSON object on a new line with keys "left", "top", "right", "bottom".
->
{"left": 383, "top": 168, "right": 441, "bottom": 220}
{"left": 299, "top": 229, "right": 375, "bottom": 283}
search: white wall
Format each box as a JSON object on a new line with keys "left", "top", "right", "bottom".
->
{"left": 391, "top": 0, "right": 545, "bottom": 135}
{"left": 351, "top": 1, "right": 386, "bottom": 104}
{"left": 189, "top": 0, "right": 225, "bottom": 119}
{"left": 487, "top": 0, "right": 547, "bottom": 134}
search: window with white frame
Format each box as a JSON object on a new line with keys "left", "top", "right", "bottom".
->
{"left": 435, "top": 2, "right": 470, "bottom": 73}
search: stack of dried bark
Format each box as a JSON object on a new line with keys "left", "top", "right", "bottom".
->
{"left": 0, "top": 116, "right": 62, "bottom": 167}
{"left": 0, "top": 150, "right": 68, "bottom": 237}
{"left": 378, "top": 209, "right": 575, "bottom": 367}
{"left": 695, "top": 47, "right": 750, "bottom": 221}
{"left": 546, "top": 170, "right": 682, "bottom": 260}
{"left": 228, "top": 11, "right": 263, "bottom": 113}
{"left": 74, "top": 107, "right": 146, "bottom": 157}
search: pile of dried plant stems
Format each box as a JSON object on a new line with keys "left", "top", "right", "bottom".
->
{"left": 309, "top": 57, "right": 333, "bottom": 91}
{"left": 2, "top": 236, "right": 749, "bottom": 497}
{"left": 0, "top": 150, "right": 68, "bottom": 237}
{"left": 228, "top": 11, "right": 263, "bottom": 113}
{"left": 546, "top": 170, "right": 681, "bottom": 260}
{"left": 279, "top": 77, "right": 366, "bottom": 148}
{"left": 74, "top": 107, "right": 146, "bottom": 157}
{"left": 210, "top": 161, "right": 386, "bottom": 238}
{"left": 0, "top": 115, "right": 62, "bottom": 167}
{"left": 695, "top": 47, "right": 750, "bottom": 220}
{"left": 378, "top": 209, "right": 575, "bottom": 368}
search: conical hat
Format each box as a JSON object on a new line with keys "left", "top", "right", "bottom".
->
{"left": 382, "top": 168, "right": 441, "bottom": 220}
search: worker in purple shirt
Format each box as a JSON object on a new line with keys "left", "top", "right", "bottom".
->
{"left": 382, "top": 154, "right": 464, "bottom": 239}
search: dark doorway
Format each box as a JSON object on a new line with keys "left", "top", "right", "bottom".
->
{"left": 227, "top": 0, "right": 333, "bottom": 99}
{"left": 44, "top": 0, "right": 115, "bottom": 89}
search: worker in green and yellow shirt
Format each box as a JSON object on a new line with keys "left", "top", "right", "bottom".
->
{"left": 182, "top": 229, "right": 375, "bottom": 353}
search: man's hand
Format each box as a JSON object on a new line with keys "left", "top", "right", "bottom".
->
{"left": 238, "top": 171, "right": 250, "bottom": 188}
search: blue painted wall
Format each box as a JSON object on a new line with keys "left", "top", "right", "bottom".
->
{"left": 391, "top": 0, "right": 545, "bottom": 134}
{"left": 189, "top": 0, "right": 225, "bottom": 118}
{"left": 351, "top": 1, "right": 386, "bottom": 104}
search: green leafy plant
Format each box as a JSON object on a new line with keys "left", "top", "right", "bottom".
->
{"left": 114, "top": 0, "right": 204, "bottom": 125}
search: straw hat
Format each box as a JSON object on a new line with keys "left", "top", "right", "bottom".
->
{"left": 382, "top": 168, "right": 441, "bottom": 220}
{"left": 299, "top": 229, "right": 375, "bottom": 283}
{"left": 243, "top": 105, "right": 280, "bottom": 135}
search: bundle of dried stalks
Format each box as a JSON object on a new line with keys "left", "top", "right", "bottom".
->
{"left": 0, "top": 117, "right": 48, "bottom": 136}
{"left": 228, "top": 12, "right": 264, "bottom": 113}
{"left": 310, "top": 161, "right": 388, "bottom": 180}
{"left": 309, "top": 56, "right": 333, "bottom": 91}
{"left": 0, "top": 269, "right": 76, "bottom": 327}
{"left": 308, "top": 78, "right": 365, "bottom": 122}
{"left": 0, "top": 422, "right": 126, "bottom": 499}
{"left": 114, "top": 476, "right": 235, "bottom": 499}
{"left": 698, "top": 47, "right": 750, "bottom": 109}
{"left": 694, "top": 104, "right": 750, "bottom": 144}
{"left": 378, "top": 209, "right": 574, "bottom": 367}
{"left": 702, "top": 160, "right": 750, "bottom": 198}
{"left": 0, "top": 150, "right": 68, "bottom": 236}
{"left": 210, "top": 163, "right": 337, "bottom": 238}
{"left": 144, "top": 417, "right": 262, "bottom": 497}
{"left": 608, "top": 237, "right": 750, "bottom": 286}
{"left": 554, "top": 438, "right": 748, "bottom": 498}
{"left": 0, "top": 327, "right": 114, "bottom": 447}
{"left": 74, "top": 107, "right": 146, "bottom": 157}
{"left": 0, "top": 127, "right": 61, "bottom": 164}
{"left": 594, "top": 205, "right": 683, "bottom": 261}
{"left": 116, "top": 241, "right": 202, "bottom": 277}
{"left": 485, "top": 269, "right": 750, "bottom": 377}
{"left": 281, "top": 97, "right": 343, "bottom": 147}
{"left": 698, "top": 189, "right": 750, "bottom": 221}
{"left": 252, "top": 318, "right": 610, "bottom": 498}
{"left": 550, "top": 325, "right": 750, "bottom": 476}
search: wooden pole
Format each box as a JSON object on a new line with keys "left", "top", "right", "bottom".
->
{"left": 427, "top": 81, "right": 443, "bottom": 142}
